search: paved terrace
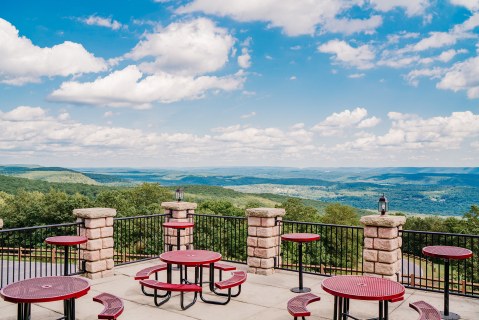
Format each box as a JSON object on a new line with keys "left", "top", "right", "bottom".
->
{"left": 1, "top": 260, "right": 478, "bottom": 320}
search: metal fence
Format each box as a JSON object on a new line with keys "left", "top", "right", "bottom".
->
{"left": 277, "top": 220, "right": 364, "bottom": 276}
{"left": 0, "top": 222, "right": 84, "bottom": 287}
{"left": 188, "top": 213, "right": 248, "bottom": 264}
{"left": 401, "top": 229, "right": 479, "bottom": 298}
{"left": 113, "top": 213, "right": 169, "bottom": 266}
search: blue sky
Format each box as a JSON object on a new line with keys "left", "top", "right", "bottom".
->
{"left": 1, "top": 0, "right": 479, "bottom": 167}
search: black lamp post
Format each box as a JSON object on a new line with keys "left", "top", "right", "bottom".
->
{"left": 378, "top": 194, "right": 388, "bottom": 215}
{"left": 175, "top": 188, "right": 184, "bottom": 202}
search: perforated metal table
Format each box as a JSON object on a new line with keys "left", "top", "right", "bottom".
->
{"left": 0, "top": 276, "right": 90, "bottom": 320}
{"left": 322, "top": 275, "right": 405, "bottom": 320}
{"left": 422, "top": 245, "right": 473, "bottom": 320}
{"left": 281, "top": 233, "right": 320, "bottom": 293}
{"left": 45, "top": 236, "right": 87, "bottom": 276}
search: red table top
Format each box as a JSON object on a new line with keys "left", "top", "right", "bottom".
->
{"left": 321, "top": 276, "right": 405, "bottom": 301}
{"left": 281, "top": 233, "right": 320, "bottom": 243}
{"left": 160, "top": 250, "right": 221, "bottom": 266}
{"left": 0, "top": 276, "right": 90, "bottom": 303}
{"left": 45, "top": 236, "right": 88, "bottom": 246}
{"left": 163, "top": 222, "right": 194, "bottom": 229}
{"left": 422, "top": 246, "right": 473, "bottom": 260}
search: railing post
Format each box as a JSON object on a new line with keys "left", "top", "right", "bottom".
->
{"left": 161, "top": 202, "right": 197, "bottom": 252}
{"left": 73, "top": 208, "right": 116, "bottom": 279}
{"left": 360, "top": 215, "right": 406, "bottom": 281}
{"left": 246, "top": 207, "right": 285, "bottom": 276}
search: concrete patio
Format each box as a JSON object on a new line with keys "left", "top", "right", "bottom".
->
{"left": 1, "top": 260, "right": 478, "bottom": 320}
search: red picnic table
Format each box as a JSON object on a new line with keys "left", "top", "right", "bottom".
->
{"left": 45, "top": 236, "right": 87, "bottom": 276}
{"left": 281, "top": 233, "right": 320, "bottom": 293}
{"left": 322, "top": 275, "right": 405, "bottom": 320}
{"left": 0, "top": 276, "right": 90, "bottom": 320}
{"left": 422, "top": 245, "right": 473, "bottom": 320}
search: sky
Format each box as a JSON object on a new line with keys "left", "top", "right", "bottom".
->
{"left": 1, "top": 0, "right": 479, "bottom": 168}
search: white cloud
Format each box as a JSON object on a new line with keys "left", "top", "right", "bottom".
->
{"left": 125, "top": 18, "right": 235, "bottom": 76}
{"left": 0, "top": 18, "right": 107, "bottom": 85}
{"left": 348, "top": 73, "right": 365, "bottom": 79}
{"left": 357, "top": 116, "right": 381, "bottom": 128}
{"left": 238, "top": 48, "right": 251, "bottom": 69}
{"left": 81, "top": 15, "right": 123, "bottom": 30}
{"left": 49, "top": 65, "right": 245, "bottom": 108}
{"left": 322, "top": 16, "right": 382, "bottom": 35}
{"left": 369, "top": 0, "right": 430, "bottom": 16}
{"left": 318, "top": 40, "right": 375, "bottom": 70}
{"left": 240, "top": 111, "right": 256, "bottom": 119}
{"left": 177, "top": 0, "right": 380, "bottom": 36}
{"left": 290, "top": 45, "right": 301, "bottom": 50}
{"left": 406, "top": 67, "right": 445, "bottom": 86}
{"left": 104, "top": 111, "right": 114, "bottom": 117}
{"left": 437, "top": 55, "right": 479, "bottom": 98}
{"left": 312, "top": 107, "right": 369, "bottom": 135}
{"left": 1, "top": 106, "right": 46, "bottom": 121}
{"left": 336, "top": 111, "right": 479, "bottom": 151}
{"left": 450, "top": 0, "right": 479, "bottom": 11}
{"left": 290, "top": 76, "right": 297, "bottom": 80}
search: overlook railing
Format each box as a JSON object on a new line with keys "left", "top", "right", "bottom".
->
{"left": 277, "top": 220, "right": 364, "bottom": 276}
{"left": 401, "top": 229, "right": 479, "bottom": 298}
{"left": 113, "top": 213, "right": 169, "bottom": 266}
{"left": 0, "top": 222, "right": 84, "bottom": 287}
{"left": 188, "top": 213, "right": 247, "bottom": 264}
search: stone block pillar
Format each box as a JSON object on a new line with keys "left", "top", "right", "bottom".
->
{"left": 161, "top": 202, "right": 197, "bottom": 251}
{"left": 246, "top": 207, "right": 285, "bottom": 276}
{"left": 360, "top": 215, "right": 406, "bottom": 281}
{"left": 73, "top": 208, "right": 116, "bottom": 279}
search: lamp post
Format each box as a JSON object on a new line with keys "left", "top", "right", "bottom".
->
{"left": 175, "top": 188, "right": 184, "bottom": 202}
{"left": 378, "top": 194, "right": 388, "bottom": 215}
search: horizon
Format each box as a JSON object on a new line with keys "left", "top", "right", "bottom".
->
{"left": 1, "top": 1, "right": 479, "bottom": 167}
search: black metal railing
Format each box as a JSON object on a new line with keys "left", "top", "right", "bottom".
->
{"left": 113, "top": 213, "right": 169, "bottom": 266}
{"left": 278, "top": 220, "right": 364, "bottom": 276}
{"left": 188, "top": 213, "right": 247, "bottom": 264}
{"left": 401, "top": 229, "right": 479, "bottom": 298}
{"left": 0, "top": 222, "right": 84, "bottom": 287}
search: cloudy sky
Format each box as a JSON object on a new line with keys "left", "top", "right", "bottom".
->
{"left": 1, "top": 0, "right": 479, "bottom": 167}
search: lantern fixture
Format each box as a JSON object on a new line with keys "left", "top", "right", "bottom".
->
{"left": 175, "top": 188, "right": 184, "bottom": 202}
{"left": 378, "top": 194, "right": 388, "bottom": 215}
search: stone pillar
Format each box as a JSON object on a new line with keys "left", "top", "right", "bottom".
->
{"left": 360, "top": 215, "right": 406, "bottom": 281}
{"left": 246, "top": 207, "right": 285, "bottom": 275}
{"left": 73, "top": 208, "right": 116, "bottom": 279}
{"left": 161, "top": 202, "right": 197, "bottom": 251}
{"left": 0, "top": 219, "right": 3, "bottom": 229}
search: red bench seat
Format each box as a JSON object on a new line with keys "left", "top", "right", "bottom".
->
{"left": 134, "top": 264, "right": 167, "bottom": 280}
{"left": 287, "top": 293, "right": 321, "bottom": 320}
{"left": 215, "top": 271, "right": 247, "bottom": 290}
{"left": 93, "top": 293, "right": 124, "bottom": 319}
{"left": 140, "top": 279, "right": 202, "bottom": 292}
{"left": 409, "top": 301, "right": 441, "bottom": 320}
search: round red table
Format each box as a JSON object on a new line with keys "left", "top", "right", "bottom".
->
{"left": 159, "top": 250, "right": 223, "bottom": 307}
{"left": 422, "top": 245, "right": 473, "bottom": 320}
{"left": 322, "top": 275, "right": 405, "bottom": 320}
{"left": 163, "top": 222, "right": 194, "bottom": 252}
{"left": 281, "top": 233, "right": 320, "bottom": 293}
{"left": 0, "top": 276, "right": 90, "bottom": 320}
{"left": 45, "top": 236, "right": 87, "bottom": 276}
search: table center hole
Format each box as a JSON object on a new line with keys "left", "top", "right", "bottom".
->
{"left": 357, "top": 283, "right": 367, "bottom": 287}
{"left": 41, "top": 285, "right": 52, "bottom": 289}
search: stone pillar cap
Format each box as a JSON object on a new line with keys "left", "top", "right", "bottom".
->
{"left": 161, "top": 201, "right": 197, "bottom": 210}
{"left": 73, "top": 208, "right": 117, "bottom": 219}
{"left": 360, "top": 215, "right": 406, "bottom": 227}
{"left": 246, "top": 207, "right": 286, "bottom": 218}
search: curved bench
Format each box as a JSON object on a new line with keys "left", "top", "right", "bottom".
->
{"left": 287, "top": 293, "right": 321, "bottom": 320}
{"left": 200, "top": 271, "right": 247, "bottom": 305}
{"left": 93, "top": 293, "right": 124, "bottom": 319}
{"left": 409, "top": 301, "right": 441, "bottom": 320}
{"left": 134, "top": 264, "right": 167, "bottom": 280}
{"left": 139, "top": 279, "right": 202, "bottom": 310}
{"left": 202, "top": 262, "right": 236, "bottom": 280}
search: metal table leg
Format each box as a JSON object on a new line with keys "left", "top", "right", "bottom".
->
{"left": 291, "top": 242, "right": 310, "bottom": 293}
{"left": 441, "top": 259, "right": 459, "bottom": 319}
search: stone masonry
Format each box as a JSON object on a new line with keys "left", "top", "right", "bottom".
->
{"left": 161, "top": 202, "right": 197, "bottom": 251}
{"left": 246, "top": 207, "right": 285, "bottom": 276}
{"left": 73, "top": 208, "right": 116, "bottom": 279}
{"left": 360, "top": 215, "right": 406, "bottom": 281}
